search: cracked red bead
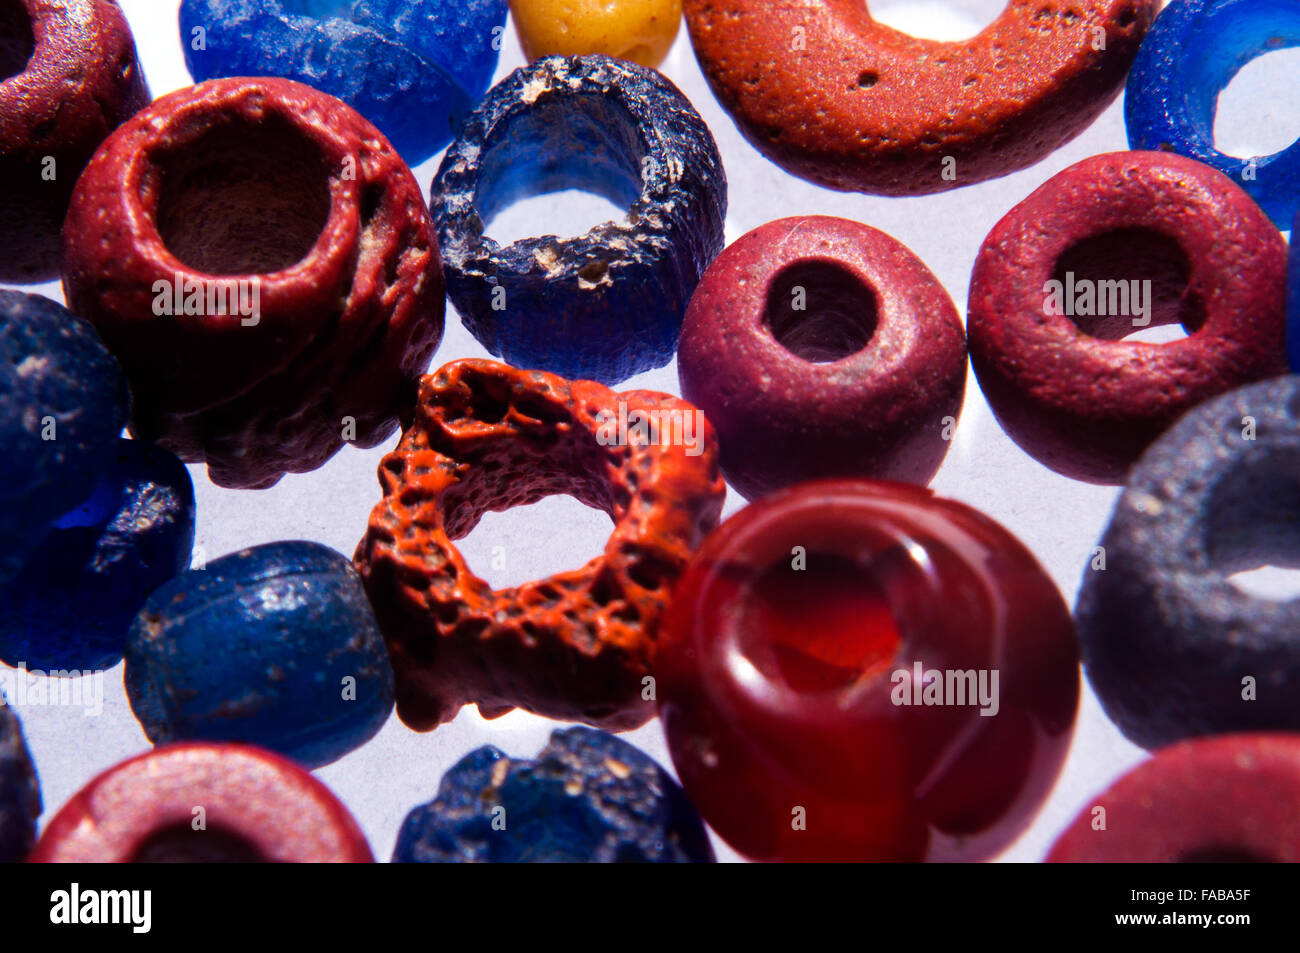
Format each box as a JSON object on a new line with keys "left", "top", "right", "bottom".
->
{"left": 655, "top": 479, "right": 1080, "bottom": 862}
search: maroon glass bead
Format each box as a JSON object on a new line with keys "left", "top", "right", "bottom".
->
{"left": 655, "top": 479, "right": 1080, "bottom": 862}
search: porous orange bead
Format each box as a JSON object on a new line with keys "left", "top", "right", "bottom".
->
{"left": 508, "top": 0, "right": 682, "bottom": 68}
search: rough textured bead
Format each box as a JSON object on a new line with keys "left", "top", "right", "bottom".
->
{"left": 1048, "top": 734, "right": 1300, "bottom": 862}
{"left": 682, "top": 0, "right": 1157, "bottom": 195}
{"left": 30, "top": 742, "right": 373, "bottom": 862}
{"left": 968, "top": 151, "right": 1287, "bottom": 484}
{"left": 179, "top": 0, "right": 506, "bottom": 164}
{"left": 125, "top": 541, "right": 395, "bottom": 770}
{"left": 509, "top": 0, "right": 682, "bottom": 68}
{"left": 0, "top": 693, "right": 40, "bottom": 863}
{"left": 0, "top": 0, "right": 148, "bottom": 281}
{"left": 355, "top": 359, "right": 726, "bottom": 733}
{"left": 0, "top": 439, "right": 195, "bottom": 672}
{"left": 393, "top": 727, "right": 714, "bottom": 862}
{"left": 432, "top": 55, "right": 727, "bottom": 384}
{"left": 1125, "top": 0, "right": 1300, "bottom": 230}
{"left": 656, "top": 479, "right": 1080, "bottom": 862}
{"left": 678, "top": 216, "right": 966, "bottom": 500}
{"left": 62, "top": 77, "right": 446, "bottom": 489}
{"left": 0, "top": 290, "right": 129, "bottom": 586}
{"left": 1076, "top": 376, "right": 1300, "bottom": 750}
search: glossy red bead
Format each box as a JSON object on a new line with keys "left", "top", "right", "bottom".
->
{"left": 655, "top": 480, "right": 1079, "bottom": 862}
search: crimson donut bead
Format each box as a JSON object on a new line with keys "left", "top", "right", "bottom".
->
{"left": 1047, "top": 734, "right": 1300, "bottom": 862}
{"left": 0, "top": 0, "right": 148, "bottom": 282}
{"left": 29, "top": 743, "right": 373, "bottom": 862}
{"left": 61, "top": 77, "right": 446, "bottom": 489}
{"left": 967, "top": 151, "right": 1288, "bottom": 484}
{"left": 678, "top": 216, "right": 965, "bottom": 500}
{"left": 681, "top": 0, "right": 1158, "bottom": 195}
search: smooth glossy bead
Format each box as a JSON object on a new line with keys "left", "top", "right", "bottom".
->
{"left": 0, "top": 439, "right": 195, "bottom": 672}
{"left": 968, "top": 151, "right": 1287, "bottom": 484}
{"left": 679, "top": 215, "right": 966, "bottom": 500}
{"left": 62, "top": 77, "right": 446, "bottom": 489}
{"left": 125, "top": 541, "right": 394, "bottom": 769}
{"left": 1048, "top": 734, "right": 1300, "bottom": 862}
{"left": 510, "top": 0, "right": 682, "bottom": 68}
{"left": 1076, "top": 376, "right": 1300, "bottom": 749}
{"left": 432, "top": 55, "right": 727, "bottom": 384}
{"left": 0, "top": 291, "right": 129, "bottom": 586}
{"left": 180, "top": 0, "right": 506, "bottom": 164}
{"left": 655, "top": 479, "right": 1080, "bottom": 862}
{"left": 355, "top": 359, "right": 725, "bottom": 732}
{"left": 30, "top": 743, "right": 373, "bottom": 862}
{"left": 0, "top": 0, "right": 148, "bottom": 281}
{"left": 393, "top": 727, "right": 714, "bottom": 862}
{"left": 1125, "top": 0, "right": 1300, "bottom": 230}
{"left": 0, "top": 693, "right": 40, "bottom": 863}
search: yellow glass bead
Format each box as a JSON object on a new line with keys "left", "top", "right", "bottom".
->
{"left": 509, "top": 0, "right": 683, "bottom": 69}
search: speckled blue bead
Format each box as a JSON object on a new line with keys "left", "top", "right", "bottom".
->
{"left": 0, "top": 291, "right": 129, "bottom": 587}
{"left": 0, "top": 439, "right": 195, "bottom": 672}
{"left": 1290, "top": 213, "right": 1300, "bottom": 372}
{"left": 124, "top": 541, "right": 394, "bottom": 769}
{"left": 179, "top": 0, "right": 507, "bottom": 163}
{"left": 0, "top": 692, "right": 40, "bottom": 863}
{"left": 392, "top": 727, "right": 715, "bottom": 862}
{"left": 1125, "top": 0, "right": 1300, "bottom": 229}
{"left": 432, "top": 55, "right": 728, "bottom": 384}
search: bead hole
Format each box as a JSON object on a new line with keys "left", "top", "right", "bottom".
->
{"left": 736, "top": 552, "right": 901, "bottom": 694}
{"left": 1214, "top": 46, "right": 1300, "bottom": 160}
{"left": 1178, "top": 846, "right": 1273, "bottom": 863}
{"left": 765, "top": 260, "right": 879, "bottom": 363}
{"left": 868, "top": 0, "right": 1005, "bottom": 42}
{"left": 131, "top": 824, "right": 269, "bottom": 863}
{"left": 0, "top": 0, "right": 34, "bottom": 82}
{"left": 1205, "top": 448, "right": 1300, "bottom": 602}
{"left": 1049, "top": 228, "right": 1204, "bottom": 343}
{"left": 476, "top": 92, "right": 644, "bottom": 245}
{"left": 153, "top": 115, "right": 333, "bottom": 276}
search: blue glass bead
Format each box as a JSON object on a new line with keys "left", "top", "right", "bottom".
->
{"left": 0, "top": 439, "right": 196, "bottom": 672}
{"left": 392, "top": 727, "right": 716, "bottom": 863}
{"left": 179, "top": 0, "right": 507, "bottom": 164}
{"left": 0, "top": 692, "right": 40, "bottom": 863}
{"left": 1125, "top": 0, "right": 1300, "bottom": 229}
{"left": 1290, "top": 213, "right": 1300, "bottom": 372}
{"left": 432, "top": 55, "right": 728, "bottom": 384}
{"left": 124, "top": 540, "right": 394, "bottom": 769}
{"left": 0, "top": 291, "right": 129, "bottom": 587}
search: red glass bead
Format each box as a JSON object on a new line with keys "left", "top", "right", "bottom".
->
{"left": 655, "top": 479, "right": 1079, "bottom": 862}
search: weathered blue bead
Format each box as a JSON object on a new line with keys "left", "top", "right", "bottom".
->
{"left": 432, "top": 55, "right": 728, "bottom": 384}
{"left": 179, "top": 0, "right": 507, "bottom": 164}
{"left": 0, "top": 291, "right": 129, "bottom": 587}
{"left": 0, "top": 439, "right": 195, "bottom": 672}
{"left": 1290, "top": 212, "right": 1300, "bottom": 372}
{"left": 0, "top": 692, "right": 40, "bottom": 863}
{"left": 392, "top": 727, "right": 716, "bottom": 862}
{"left": 1125, "top": 0, "right": 1300, "bottom": 229}
{"left": 124, "top": 540, "right": 394, "bottom": 769}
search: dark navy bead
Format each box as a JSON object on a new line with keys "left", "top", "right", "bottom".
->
{"left": 1125, "top": 0, "right": 1300, "bottom": 229}
{"left": 179, "top": 0, "right": 507, "bottom": 164}
{"left": 432, "top": 55, "right": 728, "bottom": 384}
{"left": 124, "top": 541, "right": 394, "bottom": 769}
{"left": 392, "top": 726, "right": 716, "bottom": 862}
{"left": 0, "top": 291, "right": 129, "bottom": 586}
{"left": 1077, "top": 375, "right": 1300, "bottom": 749}
{"left": 0, "top": 439, "right": 195, "bottom": 672}
{"left": 0, "top": 692, "right": 41, "bottom": 863}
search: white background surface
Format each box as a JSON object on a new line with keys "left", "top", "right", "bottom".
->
{"left": 7, "top": 0, "right": 1298, "bottom": 862}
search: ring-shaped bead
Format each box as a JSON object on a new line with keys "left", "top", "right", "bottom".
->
{"left": 967, "top": 151, "right": 1287, "bottom": 485}
{"left": 1125, "top": 0, "right": 1300, "bottom": 230}
{"left": 681, "top": 0, "right": 1158, "bottom": 194}
{"left": 432, "top": 55, "right": 727, "bottom": 384}
{"left": 355, "top": 359, "right": 725, "bottom": 733}
{"left": 1076, "top": 375, "right": 1300, "bottom": 750}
